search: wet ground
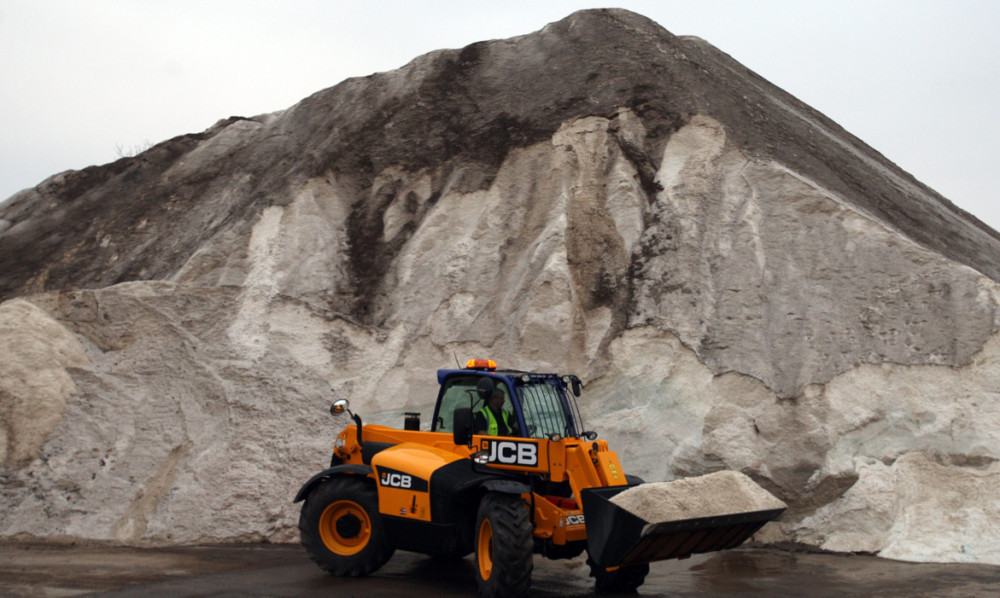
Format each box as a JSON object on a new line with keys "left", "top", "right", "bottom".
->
{"left": 1, "top": 543, "right": 998, "bottom": 597}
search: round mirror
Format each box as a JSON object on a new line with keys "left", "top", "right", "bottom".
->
{"left": 330, "top": 399, "right": 350, "bottom": 415}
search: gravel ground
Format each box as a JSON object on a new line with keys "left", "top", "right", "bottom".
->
{"left": 2, "top": 542, "right": 998, "bottom": 597}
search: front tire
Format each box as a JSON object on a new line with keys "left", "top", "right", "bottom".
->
{"left": 475, "top": 492, "right": 533, "bottom": 598}
{"left": 299, "top": 475, "right": 393, "bottom": 576}
{"left": 588, "top": 557, "right": 649, "bottom": 593}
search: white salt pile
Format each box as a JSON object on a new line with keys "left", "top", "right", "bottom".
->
{"left": 610, "top": 471, "right": 786, "bottom": 524}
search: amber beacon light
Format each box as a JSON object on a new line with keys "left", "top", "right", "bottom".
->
{"left": 465, "top": 359, "right": 498, "bottom": 371}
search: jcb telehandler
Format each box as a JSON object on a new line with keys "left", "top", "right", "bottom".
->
{"left": 295, "top": 360, "right": 785, "bottom": 596}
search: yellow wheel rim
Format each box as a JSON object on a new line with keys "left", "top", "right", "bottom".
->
{"left": 477, "top": 518, "right": 494, "bottom": 580}
{"left": 318, "top": 500, "right": 372, "bottom": 555}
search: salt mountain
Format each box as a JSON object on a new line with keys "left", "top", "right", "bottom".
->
{"left": 1, "top": 9, "right": 998, "bottom": 564}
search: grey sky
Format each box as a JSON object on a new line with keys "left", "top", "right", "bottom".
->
{"left": 2, "top": 0, "right": 998, "bottom": 232}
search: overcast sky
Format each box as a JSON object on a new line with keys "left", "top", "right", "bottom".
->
{"left": 2, "top": 1, "right": 998, "bottom": 231}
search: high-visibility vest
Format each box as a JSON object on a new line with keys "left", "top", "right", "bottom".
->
{"left": 478, "top": 407, "right": 511, "bottom": 436}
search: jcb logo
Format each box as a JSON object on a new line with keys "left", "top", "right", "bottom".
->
{"left": 482, "top": 440, "right": 538, "bottom": 466}
{"left": 380, "top": 472, "right": 412, "bottom": 489}
{"left": 376, "top": 467, "right": 428, "bottom": 492}
{"left": 564, "top": 514, "right": 585, "bottom": 526}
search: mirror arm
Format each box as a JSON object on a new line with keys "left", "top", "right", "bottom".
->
{"left": 353, "top": 413, "right": 363, "bottom": 444}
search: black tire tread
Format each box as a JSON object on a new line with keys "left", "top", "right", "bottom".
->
{"left": 587, "top": 556, "right": 649, "bottom": 593}
{"left": 476, "top": 492, "right": 533, "bottom": 598}
{"left": 298, "top": 475, "right": 393, "bottom": 577}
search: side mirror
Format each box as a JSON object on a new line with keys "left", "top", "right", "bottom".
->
{"left": 453, "top": 407, "right": 473, "bottom": 446}
{"left": 562, "top": 375, "right": 582, "bottom": 397}
{"left": 330, "top": 399, "right": 350, "bottom": 416}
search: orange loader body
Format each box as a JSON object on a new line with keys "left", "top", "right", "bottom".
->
{"left": 295, "top": 361, "right": 784, "bottom": 597}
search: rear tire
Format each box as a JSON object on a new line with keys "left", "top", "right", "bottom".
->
{"left": 475, "top": 492, "right": 533, "bottom": 598}
{"left": 588, "top": 557, "right": 649, "bottom": 593}
{"left": 299, "top": 475, "right": 394, "bottom": 576}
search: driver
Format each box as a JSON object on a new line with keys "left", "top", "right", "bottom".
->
{"left": 474, "top": 386, "right": 519, "bottom": 437}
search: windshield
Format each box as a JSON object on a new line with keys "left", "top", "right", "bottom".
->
{"left": 516, "top": 378, "right": 576, "bottom": 439}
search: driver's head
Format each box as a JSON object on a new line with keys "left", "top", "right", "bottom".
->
{"left": 489, "top": 389, "right": 505, "bottom": 409}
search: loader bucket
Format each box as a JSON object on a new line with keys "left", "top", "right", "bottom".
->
{"left": 581, "top": 472, "right": 786, "bottom": 569}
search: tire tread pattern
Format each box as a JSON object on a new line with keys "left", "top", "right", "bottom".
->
{"left": 299, "top": 475, "right": 394, "bottom": 577}
{"left": 476, "top": 492, "right": 533, "bottom": 598}
{"left": 587, "top": 556, "right": 649, "bottom": 593}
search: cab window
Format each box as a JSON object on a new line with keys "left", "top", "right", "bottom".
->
{"left": 516, "top": 379, "right": 571, "bottom": 439}
{"left": 433, "top": 376, "right": 514, "bottom": 433}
